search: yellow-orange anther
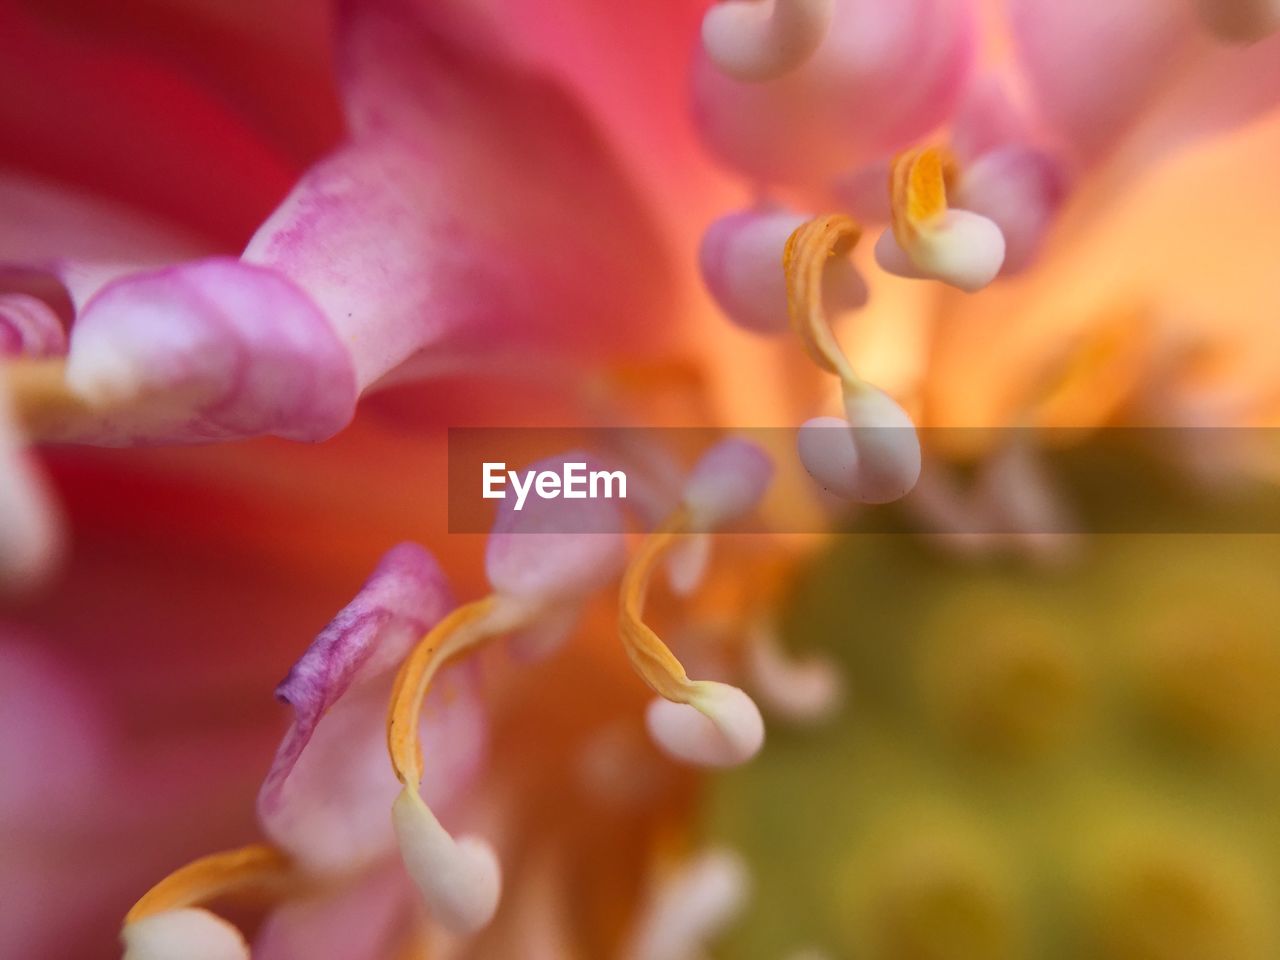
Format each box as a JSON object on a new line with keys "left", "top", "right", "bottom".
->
{"left": 124, "top": 844, "right": 292, "bottom": 926}
{"left": 890, "top": 146, "right": 958, "bottom": 246}
{"left": 782, "top": 214, "right": 864, "bottom": 384}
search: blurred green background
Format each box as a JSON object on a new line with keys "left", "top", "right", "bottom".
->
{"left": 707, "top": 445, "right": 1280, "bottom": 960}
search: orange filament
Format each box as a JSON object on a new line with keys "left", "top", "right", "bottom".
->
{"left": 782, "top": 214, "right": 864, "bottom": 385}
{"left": 618, "top": 507, "right": 699, "bottom": 704}
{"left": 387, "top": 595, "right": 502, "bottom": 787}
{"left": 890, "top": 146, "right": 957, "bottom": 245}
{"left": 124, "top": 843, "right": 293, "bottom": 925}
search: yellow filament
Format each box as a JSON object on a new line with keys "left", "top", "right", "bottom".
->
{"left": 618, "top": 507, "right": 699, "bottom": 704}
{"left": 890, "top": 146, "right": 957, "bottom": 246}
{"left": 124, "top": 843, "right": 292, "bottom": 925}
{"left": 387, "top": 596, "right": 502, "bottom": 787}
{"left": 1, "top": 357, "right": 92, "bottom": 438}
{"left": 782, "top": 214, "right": 865, "bottom": 386}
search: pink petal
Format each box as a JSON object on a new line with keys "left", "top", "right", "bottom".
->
{"left": 244, "top": 0, "right": 674, "bottom": 392}
{"left": 692, "top": 0, "right": 978, "bottom": 184}
{"left": 254, "top": 866, "right": 409, "bottom": 960}
{"left": 485, "top": 452, "right": 628, "bottom": 602}
{"left": 60, "top": 258, "right": 356, "bottom": 445}
{"left": 258, "top": 545, "right": 486, "bottom": 875}
{"left": 0, "top": 170, "right": 210, "bottom": 311}
{"left": 270, "top": 544, "right": 453, "bottom": 718}
{"left": 1007, "top": 0, "right": 1190, "bottom": 164}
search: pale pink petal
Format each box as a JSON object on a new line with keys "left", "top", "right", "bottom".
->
{"left": 0, "top": 171, "right": 209, "bottom": 311}
{"left": 681, "top": 437, "right": 774, "bottom": 530}
{"left": 692, "top": 0, "right": 978, "bottom": 184}
{"left": 1007, "top": 0, "right": 1191, "bottom": 164}
{"left": 948, "top": 74, "right": 1037, "bottom": 166}
{"left": 59, "top": 258, "right": 356, "bottom": 445}
{"left": 245, "top": 0, "right": 673, "bottom": 392}
{"left": 485, "top": 452, "right": 628, "bottom": 602}
{"left": 254, "top": 866, "right": 409, "bottom": 960}
{"left": 700, "top": 208, "right": 866, "bottom": 335}
{"left": 258, "top": 545, "right": 486, "bottom": 875}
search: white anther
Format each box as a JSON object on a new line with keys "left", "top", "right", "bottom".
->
{"left": 702, "top": 0, "right": 835, "bottom": 81}
{"left": 393, "top": 787, "right": 501, "bottom": 935}
{"left": 796, "top": 385, "right": 920, "bottom": 504}
{"left": 645, "top": 681, "right": 764, "bottom": 767}
{"left": 874, "top": 209, "right": 1006, "bottom": 293}
{"left": 121, "top": 908, "right": 248, "bottom": 960}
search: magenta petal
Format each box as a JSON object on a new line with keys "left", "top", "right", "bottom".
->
{"left": 485, "top": 452, "right": 628, "bottom": 602}
{"left": 245, "top": 0, "right": 673, "bottom": 392}
{"left": 271, "top": 544, "right": 453, "bottom": 720}
{"left": 257, "top": 544, "right": 481, "bottom": 874}
{"left": 63, "top": 258, "right": 356, "bottom": 445}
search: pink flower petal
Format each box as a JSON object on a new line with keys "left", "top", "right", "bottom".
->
{"left": 254, "top": 866, "right": 409, "bottom": 960}
{"left": 485, "top": 452, "right": 628, "bottom": 602}
{"left": 244, "top": 0, "right": 673, "bottom": 392}
{"left": 258, "top": 544, "right": 486, "bottom": 875}
{"left": 692, "top": 0, "right": 978, "bottom": 184}
{"left": 1007, "top": 0, "right": 1190, "bottom": 164}
{"left": 61, "top": 258, "right": 356, "bottom": 445}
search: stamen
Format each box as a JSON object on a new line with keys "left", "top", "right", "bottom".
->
{"left": 121, "top": 844, "right": 292, "bottom": 959}
{"left": 782, "top": 214, "right": 864, "bottom": 387}
{"left": 387, "top": 596, "right": 505, "bottom": 787}
{"left": 385, "top": 595, "right": 515, "bottom": 933}
{"left": 784, "top": 217, "right": 922, "bottom": 503}
{"left": 1, "top": 357, "right": 95, "bottom": 440}
{"left": 701, "top": 0, "right": 834, "bottom": 82}
{"left": 877, "top": 146, "right": 1006, "bottom": 293}
{"left": 619, "top": 506, "right": 764, "bottom": 766}
{"left": 392, "top": 786, "right": 501, "bottom": 935}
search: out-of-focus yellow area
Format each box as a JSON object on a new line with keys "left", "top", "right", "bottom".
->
{"left": 707, "top": 445, "right": 1280, "bottom": 960}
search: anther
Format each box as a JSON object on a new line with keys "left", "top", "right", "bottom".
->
{"left": 701, "top": 0, "right": 834, "bottom": 82}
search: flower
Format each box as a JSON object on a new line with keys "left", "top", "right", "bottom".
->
{"left": 1, "top": 0, "right": 1279, "bottom": 957}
